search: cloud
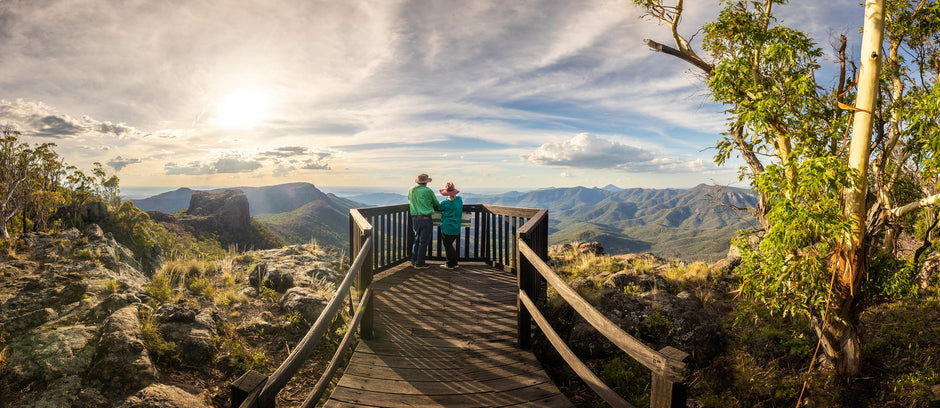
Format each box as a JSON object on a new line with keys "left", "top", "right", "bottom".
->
{"left": 165, "top": 161, "right": 214, "bottom": 175}
{"left": 213, "top": 157, "right": 262, "bottom": 173}
{"left": 272, "top": 163, "right": 296, "bottom": 177}
{"left": 0, "top": 99, "right": 147, "bottom": 139}
{"left": 301, "top": 154, "right": 332, "bottom": 170}
{"left": 528, "top": 133, "right": 654, "bottom": 168}
{"left": 259, "top": 146, "right": 309, "bottom": 158}
{"left": 527, "top": 133, "right": 709, "bottom": 173}
{"left": 107, "top": 156, "right": 142, "bottom": 171}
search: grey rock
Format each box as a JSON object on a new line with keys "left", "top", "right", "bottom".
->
{"left": 154, "top": 304, "right": 217, "bottom": 366}
{"left": 115, "top": 383, "right": 209, "bottom": 408}
{"left": 79, "top": 201, "right": 109, "bottom": 223}
{"left": 5, "top": 324, "right": 97, "bottom": 383}
{"left": 89, "top": 306, "right": 158, "bottom": 394}
{"left": 6, "top": 307, "right": 58, "bottom": 332}
{"left": 280, "top": 287, "right": 328, "bottom": 326}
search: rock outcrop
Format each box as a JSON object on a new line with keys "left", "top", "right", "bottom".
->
{"left": 0, "top": 226, "right": 346, "bottom": 407}
{"left": 185, "top": 189, "right": 251, "bottom": 234}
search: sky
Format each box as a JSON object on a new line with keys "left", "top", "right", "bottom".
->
{"left": 0, "top": 0, "right": 864, "bottom": 196}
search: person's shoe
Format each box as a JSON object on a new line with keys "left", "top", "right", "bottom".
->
{"left": 414, "top": 264, "right": 430, "bottom": 270}
{"left": 452, "top": 265, "right": 459, "bottom": 270}
{"left": 439, "top": 264, "right": 454, "bottom": 270}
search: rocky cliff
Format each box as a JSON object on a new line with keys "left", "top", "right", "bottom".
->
{"left": 0, "top": 226, "right": 346, "bottom": 407}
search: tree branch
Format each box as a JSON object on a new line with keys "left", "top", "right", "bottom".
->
{"left": 644, "top": 38, "right": 713, "bottom": 74}
{"left": 889, "top": 193, "right": 940, "bottom": 218}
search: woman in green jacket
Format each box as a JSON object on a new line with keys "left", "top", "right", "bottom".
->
{"left": 438, "top": 182, "right": 463, "bottom": 270}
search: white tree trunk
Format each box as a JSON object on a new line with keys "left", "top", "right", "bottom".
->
{"left": 829, "top": 0, "right": 886, "bottom": 376}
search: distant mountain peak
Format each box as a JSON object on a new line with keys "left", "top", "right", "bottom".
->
{"left": 600, "top": 184, "right": 622, "bottom": 191}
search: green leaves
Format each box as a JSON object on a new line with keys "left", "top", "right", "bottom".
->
{"left": 737, "top": 156, "right": 856, "bottom": 320}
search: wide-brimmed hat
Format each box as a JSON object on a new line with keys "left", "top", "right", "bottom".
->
{"left": 440, "top": 182, "right": 460, "bottom": 196}
{"left": 415, "top": 173, "right": 432, "bottom": 184}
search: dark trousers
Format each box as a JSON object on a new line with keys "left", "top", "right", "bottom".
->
{"left": 411, "top": 215, "right": 432, "bottom": 265}
{"left": 441, "top": 233, "right": 458, "bottom": 267}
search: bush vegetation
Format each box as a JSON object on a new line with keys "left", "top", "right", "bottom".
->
{"left": 545, "top": 245, "right": 940, "bottom": 407}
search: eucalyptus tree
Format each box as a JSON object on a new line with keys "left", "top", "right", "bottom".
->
{"left": 0, "top": 127, "right": 35, "bottom": 238}
{"left": 632, "top": 0, "right": 939, "bottom": 375}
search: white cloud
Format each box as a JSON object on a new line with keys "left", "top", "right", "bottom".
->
{"left": 272, "top": 163, "right": 296, "bottom": 177}
{"left": 165, "top": 161, "right": 214, "bottom": 176}
{"left": 214, "top": 157, "right": 262, "bottom": 174}
{"left": 528, "top": 133, "right": 654, "bottom": 168}
{"left": 528, "top": 133, "right": 709, "bottom": 173}
{"left": 0, "top": 99, "right": 147, "bottom": 139}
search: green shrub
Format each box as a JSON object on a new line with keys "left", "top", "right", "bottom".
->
{"left": 146, "top": 274, "right": 176, "bottom": 304}
{"left": 104, "top": 279, "right": 120, "bottom": 294}
{"left": 187, "top": 276, "right": 216, "bottom": 301}
{"left": 866, "top": 253, "right": 919, "bottom": 302}
{"left": 217, "top": 337, "right": 268, "bottom": 372}
{"left": 140, "top": 310, "right": 179, "bottom": 364}
{"left": 598, "top": 357, "right": 651, "bottom": 407}
{"left": 259, "top": 286, "right": 279, "bottom": 303}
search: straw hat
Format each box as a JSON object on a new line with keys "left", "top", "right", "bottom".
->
{"left": 439, "top": 182, "right": 460, "bottom": 196}
{"left": 415, "top": 173, "right": 432, "bottom": 184}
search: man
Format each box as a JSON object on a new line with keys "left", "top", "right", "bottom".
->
{"left": 408, "top": 173, "right": 439, "bottom": 269}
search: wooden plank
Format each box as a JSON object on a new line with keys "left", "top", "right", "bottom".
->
{"left": 343, "top": 346, "right": 542, "bottom": 370}
{"left": 324, "top": 262, "right": 572, "bottom": 407}
{"left": 327, "top": 381, "right": 566, "bottom": 407}
{"left": 342, "top": 359, "right": 543, "bottom": 382}
{"left": 333, "top": 372, "right": 549, "bottom": 395}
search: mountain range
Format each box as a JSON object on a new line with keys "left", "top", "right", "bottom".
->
{"left": 133, "top": 183, "right": 758, "bottom": 262}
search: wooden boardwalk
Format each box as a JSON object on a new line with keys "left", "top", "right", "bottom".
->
{"left": 323, "top": 262, "right": 573, "bottom": 407}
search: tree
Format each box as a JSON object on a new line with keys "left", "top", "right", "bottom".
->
{"left": 0, "top": 127, "right": 35, "bottom": 239}
{"left": 632, "top": 0, "right": 939, "bottom": 375}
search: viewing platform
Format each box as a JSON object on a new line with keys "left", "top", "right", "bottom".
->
{"left": 233, "top": 203, "right": 688, "bottom": 408}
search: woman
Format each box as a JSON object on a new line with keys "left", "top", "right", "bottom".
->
{"left": 438, "top": 182, "right": 463, "bottom": 270}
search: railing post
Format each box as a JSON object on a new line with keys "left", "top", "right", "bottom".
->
{"left": 517, "top": 230, "right": 533, "bottom": 349}
{"left": 650, "top": 346, "right": 689, "bottom": 408}
{"left": 230, "top": 370, "right": 266, "bottom": 408}
{"left": 359, "top": 228, "right": 374, "bottom": 340}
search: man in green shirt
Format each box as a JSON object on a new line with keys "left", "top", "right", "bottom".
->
{"left": 408, "top": 173, "right": 439, "bottom": 269}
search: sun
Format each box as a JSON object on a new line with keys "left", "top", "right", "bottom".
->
{"left": 212, "top": 89, "right": 269, "bottom": 128}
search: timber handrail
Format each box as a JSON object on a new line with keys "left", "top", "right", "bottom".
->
{"left": 516, "top": 215, "right": 689, "bottom": 407}
{"left": 232, "top": 219, "right": 373, "bottom": 408}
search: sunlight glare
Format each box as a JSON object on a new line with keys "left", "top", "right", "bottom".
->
{"left": 212, "top": 89, "right": 269, "bottom": 128}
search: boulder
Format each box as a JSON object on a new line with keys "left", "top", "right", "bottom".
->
{"left": 89, "top": 306, "right": 158, "bottom": 394}
{"left": 154, "top": 304, "right": 217, "bottom": 367}
{"left": 4, "top": 324, "right": 97, "bottom": 383}
{"left": 602, "top": 270, "right": 671, "bottom": 294}
{"left": 85, "top": 293, "right": 142, "bottom": 323}
{"left": 84, "top": 223, "right": 106, "bottom": 240}
{"left": 280, "top": 287, "right": 328, "bottom": 326}
{"left": 80, "top": 201, "right": 109, "bottom": 223}
{"left": 249, "top": 262, "right": 294, "bottom": 292}
{"left": 5, "top": 307, "right": 58, "bottom": 332}
{"left": 115, "top": 383, "right": 209, "bottom": 408}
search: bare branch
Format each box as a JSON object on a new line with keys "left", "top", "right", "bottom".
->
{"left": 889, "top": 193, "right": 940, "bottom": 218}
{"left": 644, "top": 38, "right": 713, "bottom": 74}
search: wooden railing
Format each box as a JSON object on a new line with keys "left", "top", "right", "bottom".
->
{"left": 517, "top": 213, "right": 690, "bottom": 408}
{"left": 230, "top": 210, "right": 374, "bottom": 408}
{"left": 231, "top": 203, "right": 688, "bottom": 408}
{"left": 352, "top": 203, "right": 533, "bottom": 272}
